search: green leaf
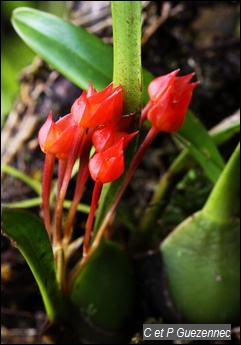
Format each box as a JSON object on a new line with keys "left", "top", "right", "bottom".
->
{"left": 11, "top": 6, "right": 153, "bottom": 99}
{"left": 70, "top": 240, "right": 135, "bottom": 343}
{"left": 11, "top": 7, "right": 113, "bottom": 91}
{"left": 161, "top": 211, "right": 240, "bottom": 323}
{"left": 175, "top": 110, "right": 225, "bottom": 183}
{"left": 2, "top": 164, "right": 41, "bottom": 195}
{"left": 2, "top": 197, "right": 42, "bottom": 208}
{"left": 1, "top": 208, "right": 61, "bottom": 321}
{"left": 160, "top": 144, "right": 240, "bottom": 323}
{"left": 209, "top": 111, "right": 240, "bottom": 146}
{"left": 1, "top": 198, "right": 90, "bottom": 213}
{"left": 203, "top": 142, "right": 240, "bottom": 221}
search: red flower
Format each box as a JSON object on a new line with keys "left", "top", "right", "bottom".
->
{"left": 71, "top": 82, "right": 123, "bottom": 127}
{"left": 92, "top": 123, "right": 138, "bottom": 152}
{"left": 38, "top": 111, "right": 78, "bottom": 159}
{"left": 89, "top": 139, "right": 125, "bottom": 183}
{"left": 146, "top": 70, "right": 199, "bottom": 132}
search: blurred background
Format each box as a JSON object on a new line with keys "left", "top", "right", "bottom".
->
{"left": 1, "top": 1, "right": 67, "bottom": 121}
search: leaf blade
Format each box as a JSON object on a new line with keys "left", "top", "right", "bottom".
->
{"left": 175, "top": 110, "right": 225, "bottom": 183}
{"left": 11, "top": 7, "right": 113, "bottom": 90}
{"left": 1, "top": 208, "right": 61, "bottom": 321}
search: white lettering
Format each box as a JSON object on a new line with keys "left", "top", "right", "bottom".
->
{"left": 155, "top": 330, "right": 160, "bottom": 337}
{"left": 166, "top": 328, "right": 174, "bottom": 337}
{"left": 177, "top": 328, "right": 184, "bottom": 337}
{"left": 144, "top": 327, "right": 152, "bottom": 338}
{"left": 225, "top": 330, "right": 231, "bottom": 338}
{"left": 201, "top": 329, "right": 207, "bottom": 337}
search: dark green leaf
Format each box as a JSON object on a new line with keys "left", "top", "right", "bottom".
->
{"left": 1, "top": 208, "right": 61, "bottom": 321}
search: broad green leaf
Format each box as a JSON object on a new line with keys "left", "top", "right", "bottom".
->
{"left": 161, "top": 211, "right": 240, "bottom": 323}
{"left": 161, "top": 144, "right": 240, "bottom": 324}
{"left": 1, "top": 208, "right": 61, "bottom": 321}
{"left": 70, "top": 240, "right": 135, "bottom": 343}
{"left": 11, "top": 7, "right": 113, "bottom": 91}
{"left": 161, "top": 144, "right": 240, "bottom": 322}
{"left": 11, "top": 7, "right": 153, "bottom": 100}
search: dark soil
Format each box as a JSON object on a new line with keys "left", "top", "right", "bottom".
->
{"left": 1, "top": 1, "right": 240, "bottom": 344}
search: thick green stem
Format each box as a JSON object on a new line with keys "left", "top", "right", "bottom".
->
{"left": 92, "top": 2, "right": 143, "bottom": 241}
{"left": 112, "top": 1, "right": 142, "bottom": 116}
{"left": 203, "top": 142, "right": 240, "bottom": 221}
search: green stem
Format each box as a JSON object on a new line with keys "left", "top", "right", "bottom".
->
{"left": 112, "top": 1, "right": 142, "bottom": 116}
{"left": 203, "top": 142, "right": 240, "bottom": 221}
{"left": 92, "top": 2, "right": 143, "bottom": 240}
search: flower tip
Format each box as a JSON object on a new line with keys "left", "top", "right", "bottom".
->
{"left": 47, "top": 110, "right": 53, "bottom": 119}
{"left": 172, "top": 68, "right": 181, "bottom": 76}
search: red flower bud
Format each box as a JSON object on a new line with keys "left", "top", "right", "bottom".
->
{"left": 89, "top": 139, "right": 125, "bottom": 183}
{"left": 71, "top": 82, "right": 123, "bottom": 127}
{"left": 92, "top": 123, "right": 138, "bottom": 152}
{"left": 147, "top": 70, "right": 199, "bottom": 132}
{"left": 38, "top": 112, "right": 78, "bottom": 159}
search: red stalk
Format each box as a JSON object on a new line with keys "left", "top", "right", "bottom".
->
{"left": 41, "top": 152, "right": 55, "bottom": 237}
{"left": 91, "top": 126, "right": 159, "bottom": 250}
{"left": 141, "top": 101, "right": 152, "bottom": 125}
{"left": 83, "top": 181, "right": 103, "bottom": 256}
{"left": 63, "top": 161, "right": 89, "bottom": 242}
{"left": 63, "top": 129, "right": 94, "bottom": 242}
{"left": 57, "top": 159, "right": 67, "bottom": 199}
{"left": 112, "top": 125, "right": 159, "bottom": 210}
{"left": 53, "top": 126, "right": 85, "bottom": 245}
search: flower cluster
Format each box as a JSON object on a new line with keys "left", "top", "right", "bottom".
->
{"left": 38, "top": 82, "right": 137, "bottom": 253}
{"left": 39, "top": 82, "right": 131, "bottom": 181}
{"left": 38, "top": 70, "right": 198, "bottom": 258}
